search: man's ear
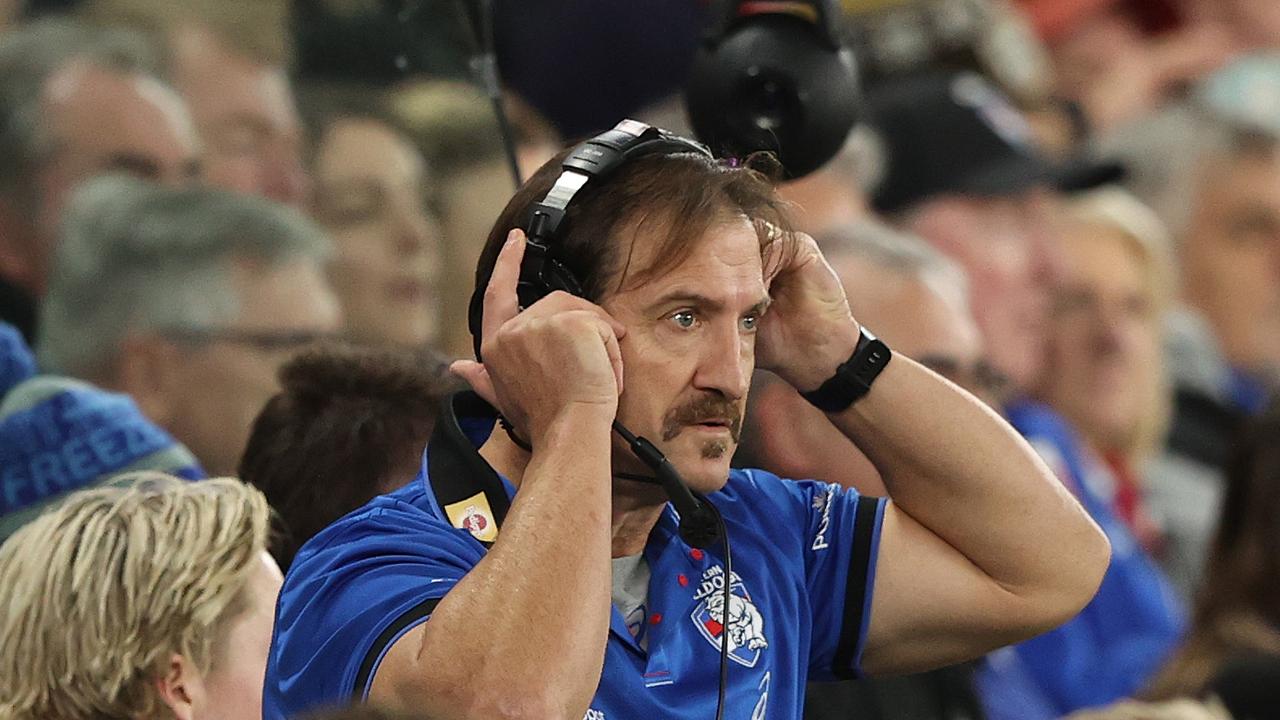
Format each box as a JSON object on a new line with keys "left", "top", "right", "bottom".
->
{"left": 155, "top": 653, "right": 204, "bottom": 720}
{"left": 116, "top": 332, "right": 184, "bottom": 427}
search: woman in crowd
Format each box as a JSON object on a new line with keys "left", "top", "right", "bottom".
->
{"left": 303, "top": 87, "right": 443, "bottom": 349}
{"left": 1037, "top": 187, "right": 1174, "bottom": 555}
{"left": 1146, "top": 400, "right": 1280, "bottom": 702}
{"left": 0, "top": 473, "right": 278, "bottom": 720}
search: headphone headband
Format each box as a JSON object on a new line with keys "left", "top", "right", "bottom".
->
{"left": 527, "top": 119, "right": 713, "bottom": 244}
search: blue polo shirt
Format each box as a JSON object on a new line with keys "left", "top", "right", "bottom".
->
{"left": 264, "top": 392, "right": 886, "bottom": 719}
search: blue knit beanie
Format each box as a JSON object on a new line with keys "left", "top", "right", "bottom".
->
{"left": 0, "top": 328, "right": 205, "bottom": 540}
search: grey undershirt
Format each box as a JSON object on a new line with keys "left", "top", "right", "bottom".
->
{"left": 611, "top": 554, "right": 652, "bottom": 649}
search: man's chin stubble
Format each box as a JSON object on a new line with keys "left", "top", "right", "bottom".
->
{"left": 700, "top": 440, "right": 728, "bottom": 460}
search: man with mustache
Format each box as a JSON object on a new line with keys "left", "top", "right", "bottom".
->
{"left": 662, "top": 393, "right": 743, "bottom": 458}
{"left": 263, "top": 123, "right": 1109, "bottom": 720}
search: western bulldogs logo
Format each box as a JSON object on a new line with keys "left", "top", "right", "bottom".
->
{"left": 461, "top": 506, "right": 488, "bottom": 534}
{"left": 691, "top": 566, "right": 768, "bottom": 667}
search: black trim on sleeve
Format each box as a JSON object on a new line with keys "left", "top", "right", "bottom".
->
{"left": 832, "top": 495, "right": 879, "bottom": 679}
{"left": 352, "top": 596, "right": 443, "bottom": 701}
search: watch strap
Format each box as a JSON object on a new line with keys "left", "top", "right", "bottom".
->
{"left": 800, "top": 327, "right": 892, "bottom": 413}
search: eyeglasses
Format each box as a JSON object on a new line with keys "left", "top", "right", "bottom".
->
{"left": 160, "top": 327, "right": 343, "bottom": 351}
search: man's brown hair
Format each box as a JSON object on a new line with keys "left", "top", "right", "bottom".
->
{"left": 469, "top": 141, "right": 796, "bottom": 357}
{"left": 238, "top": 344, "right": 460, "bottom": 569}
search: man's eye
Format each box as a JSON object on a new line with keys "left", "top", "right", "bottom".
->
{"left": 741, "top": 314, "right": 758, "bottom": 331}
{"left": 672, "top": 310, "right": 697, "bottom": 329}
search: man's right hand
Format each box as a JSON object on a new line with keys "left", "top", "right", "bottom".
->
{"left": 451, "top": 229, "right": 626, "bottom": 445}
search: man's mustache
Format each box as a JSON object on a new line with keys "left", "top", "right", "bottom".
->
{"left": 661, "top": 394, "right": 743, "bottom": 442}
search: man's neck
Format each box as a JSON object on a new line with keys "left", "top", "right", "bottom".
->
{"left": 478, "top": 426, "right": 669, "bottom": 558}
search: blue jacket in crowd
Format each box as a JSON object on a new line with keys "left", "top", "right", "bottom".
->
{"left": 974, "top": 400, "right": 1186, "bottom": 719}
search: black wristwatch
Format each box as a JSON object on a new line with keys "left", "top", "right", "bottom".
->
{"left": 800, "top": 327, "right": 892, "bottom": 413}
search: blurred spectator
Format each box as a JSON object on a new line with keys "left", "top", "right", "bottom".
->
{"left": 1107, "top": 55, "right": 1280, "bottom": 593}
{"left": 239, "top": 344, "right": 459, "bottom": 569}
{"left": 83, "top": 0, "right": 309, "bottom": 206}
{"left": 301, "top": 86, "right": 443, "bottom": 349}
{"left": 0, "top": 473, "right": 278, "bottom": 720}
{"left": 866, "top": 71, "right": 1185, "bottom": 718}
{"left": 742, "top": 219, "right": 987, "bottom": 495}
{"left": 1036, "top": 188, "right": 1175, "bottom": 554}
{"left": 390, "top": 80, "right": 560, "bottom": 358}
{"left": 1016, "top": 0, "right": 1235, "bottom": 134}
{"left": 739, "top": 220, "right": 989, "bottom": 720}
{"left": 36, "top": 175, "right": 341, "bottom": 476}
{"left": 0, "top": 17, "right": 199, "bottom": 342}
{"left": 1, "top": 319, "right": 205, "bottom": 541}
{"left": 870, "top": 71, "right": 1063, "bottom": 396}
{"left": 1128, "top": 59, "right": 1280, "bottom": 396}
{"left": 0, "top": 375, "right": 204, "bottom": 541}
{"left": 1147, "top": 401, "right": 1280, "bottom": 701}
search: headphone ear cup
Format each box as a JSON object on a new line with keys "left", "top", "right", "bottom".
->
{"left": 685, "top": 8, "right": 860, "bottom": 178}
{"left": 542, "top": 259, "right": 585, "bottom": 297}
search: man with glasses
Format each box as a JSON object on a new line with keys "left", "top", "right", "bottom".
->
{"left": 0, "top": 18, "right": 203, "bottom": 344}
{"left": 36, "top": 175, "right": 341, "bottom": 475}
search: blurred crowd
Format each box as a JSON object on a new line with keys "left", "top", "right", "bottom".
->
{"left": 1, "top": 0, "right": 1279, "bottom": 719}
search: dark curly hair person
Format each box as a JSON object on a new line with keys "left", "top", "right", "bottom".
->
{"left": 238, "top": 343, "right": 460, "bottom": 569}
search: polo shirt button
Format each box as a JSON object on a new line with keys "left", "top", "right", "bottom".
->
{"left": 677, "top": 574, "right": 689, "bottom": 587}
{"left": 649, "top": 613, "right": 663, "bottom": 625}
{"left": 690, "top": 549, "right": 704, "bottom": 561}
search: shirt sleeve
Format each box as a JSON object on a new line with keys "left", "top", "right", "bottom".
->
{"left": 263, "top": 499, "right": 485, "bottom": 720}
{"left": 769, "top": 475, "right": 887, "bottom": 681}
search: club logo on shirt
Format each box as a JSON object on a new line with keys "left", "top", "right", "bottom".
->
{"left": 444, "top": 492, "right": 498, "bottom": 542}
{"left": 690, "top": 565, "right": 769, "bottom": 667}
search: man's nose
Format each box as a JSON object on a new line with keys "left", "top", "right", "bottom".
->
{"left": 694, "top": 323, "right": 751, "bottom": 400}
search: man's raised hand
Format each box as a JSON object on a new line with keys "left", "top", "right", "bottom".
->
{"left": 756, "top": 230, "right": 861, "bottom": 393}
{"left": 451, "top": 229, "right": 626, "bottom": 444}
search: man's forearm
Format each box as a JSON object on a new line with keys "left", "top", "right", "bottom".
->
{"left": 828, "top": 354, "right": 1107, "bottom": 600}
{"left": 372, "top": 411, "right": 614, "bottom": 719}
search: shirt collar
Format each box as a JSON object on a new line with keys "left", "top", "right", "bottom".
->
{"left": 425, "top": 391, "right": 512, "bottom": 548}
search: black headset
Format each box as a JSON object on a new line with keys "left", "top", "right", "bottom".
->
{"left": 465, "top": 119, "right": 724, "bottom": 551}
{"left": 685, "top": 0, "right": 861, "bottom": 179}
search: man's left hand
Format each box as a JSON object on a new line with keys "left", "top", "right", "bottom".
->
{"left": 756, "top": 230, "right": 861, "bottom": 392}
